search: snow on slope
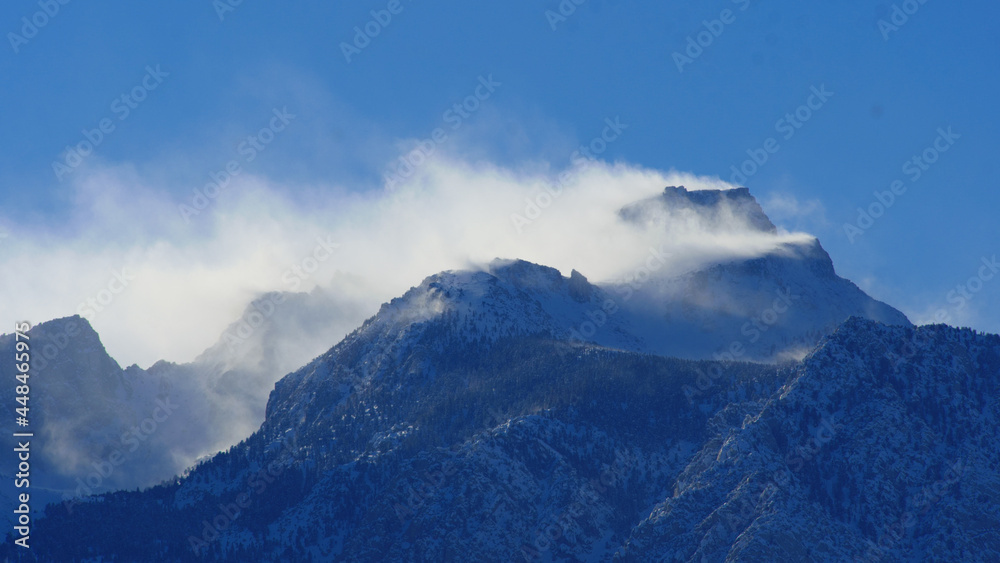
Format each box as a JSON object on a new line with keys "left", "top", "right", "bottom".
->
{"left": 619, "top": 318, "right": 1000, "bottom": 561}
{"left": 19, "top": 314, "right": 1000, "bottom": 561}
{"left": 0, "top": 183, "right": 912, "bottom": 524}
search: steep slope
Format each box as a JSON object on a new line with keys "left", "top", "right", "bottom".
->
{"left": 0, "top": 318, "right": 179, "bottom": 525}
{"left": 619, "top": 185, "right": 778, "bottom": 235}
{"left": 0, "top": 283, "right": 372, "bottom": 524}
{"left": 11, "top": 304, "right": 999, "bottom": 561}
{"left": 17, "top": 326, "right": 783, "bottom": 561}
{"left": 606, "top": 186, "right": 910, "bottom": 361}
{"left": 618, "top": 319, "right": 1000, "bottom": 561}
{"left": 0, "top": 184, "right": 911, "bottom": 513}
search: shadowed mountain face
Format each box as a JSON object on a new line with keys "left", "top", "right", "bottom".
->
{"left": 609, "top": 186, "right": 910, "bottom": 361}
{"left": 610, "top": 237, "right": 911, "bottom": 362}
{"left": 617, "top": 319, "right": 1000, "bottom": 561}
{"left": 0, "top": 286, "right": 373, "bottom": 525}
{"left": 0, "top": 318, "right": 180, "bottom": 525}
{"left": 619, "top": 185, "right": 778, "bottom": 235}
{"left": 13, "top": 311, "right": 998, "bottom": 561}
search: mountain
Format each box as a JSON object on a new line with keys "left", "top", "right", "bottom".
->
{"left": 0, "top": 186, "right": 905, "bottom": 508}
{"left": 0, "top": 284, "right": 375, "bottom": 526}
{"left": 618, "top": 185, "right": 778, "bottom": 235}
{"left": 4, "top": 179, "right": 904, "bottom": 515}
{"left": 618, "top": 318, "right": 1000, "bottom": 561}
{"left": 11, "top": 309, "right": 998, "bottom": 561}
{"left": 0, "top": 317, "right": 177, "bottom": 526}
{"left": 8, "top": 265, "right": 787, "bottom": 560}
{"left": 6, "top": 183, "right": 984, "bottom": 562}
{"left": 609, "top": 186, "right": 910, "bottom": 361}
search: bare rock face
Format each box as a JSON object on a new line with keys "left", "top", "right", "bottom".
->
{"left": 619, "top": 185, "right": 778, "bottom": 234}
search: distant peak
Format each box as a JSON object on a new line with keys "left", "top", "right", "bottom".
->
{"left": 661, "top": 184, "right": 753, "bottom": 199}
{"left": 487, "top": 258, "right": 563, "bottom": 288}
{"left": 621, "top": 185, "right": 776, "bottom": 234}
{"left": 31, "top": 314, "right": 99, "bottom": 340}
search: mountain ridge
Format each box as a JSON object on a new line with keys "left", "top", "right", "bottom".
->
{"left": 9, "top": 183, "right": 992, "bottom": 562}
{"left": 13, "top": 316, "right": 998, "bottom": 561}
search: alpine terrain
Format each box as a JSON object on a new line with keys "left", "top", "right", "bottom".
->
{"left": 3, "top": 185, "right": 997, "bottom": 562}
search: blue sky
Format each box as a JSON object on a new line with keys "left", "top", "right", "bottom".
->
{"left": 1, "top": 0, "right": 998, "bottom": 363}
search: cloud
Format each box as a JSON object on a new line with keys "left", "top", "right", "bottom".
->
{"left": 0, "top": 152, "right": 822, "bottom": 486}
{"left": 760, "top": 191, "right": 828, "bottom": 232}
{"left": 0, "top": 154, "right": 811, "bottom": 368}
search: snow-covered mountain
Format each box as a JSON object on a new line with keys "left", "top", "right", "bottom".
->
{"left": 14, "top": 310, "right": 998, "bottom": 561}
{"left": 618, "top": 318, "right": 1000, "bottom": 561}
{"left": 608, "top": 186, "right": 910, "bottom": 361}
{"left": 6, "top": 183, "right": 994, "bottom": 562}
{"left": 1, "top": 181, "right": 908, "bottom": 513}
{"left": 0, "top": 285, "right": 374, "bottom": 526}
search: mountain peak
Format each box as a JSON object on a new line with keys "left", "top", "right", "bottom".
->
{"left": 31, "top": 314, "right": 99, "bottom": 339}
{"left": 487, "top": 258, "right": 563, "bottom": 289}
{"left": 24, "top": 315, "right": 111, "bottom": 371}
{"left": 620, "top": 184, "right": 777, "bottom": 234}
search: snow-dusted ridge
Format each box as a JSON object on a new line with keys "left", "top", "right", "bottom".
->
{"left": 16, "top": 183, "right": 998, "bottom": 562}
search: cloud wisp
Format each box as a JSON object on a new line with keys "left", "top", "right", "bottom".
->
{"left": 1, "top": 156, "right": 812, "bottom": 368}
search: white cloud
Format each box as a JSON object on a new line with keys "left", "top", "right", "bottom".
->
{"left": 760, "top": 191, "right": 828, "bottom": 232}
{"left": 0, "top": 156, "right": 811, "bottom": 367}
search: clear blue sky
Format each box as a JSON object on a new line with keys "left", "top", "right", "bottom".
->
{"left": 2, "top": 0, "right": 998, "bottom": 334}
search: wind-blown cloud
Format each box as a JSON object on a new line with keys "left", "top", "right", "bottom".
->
{"left": 760, "top": 191, "right": 829, "bottom": 231}
{"left": 0, "top": 155, "right": 811, "bottom": 368}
